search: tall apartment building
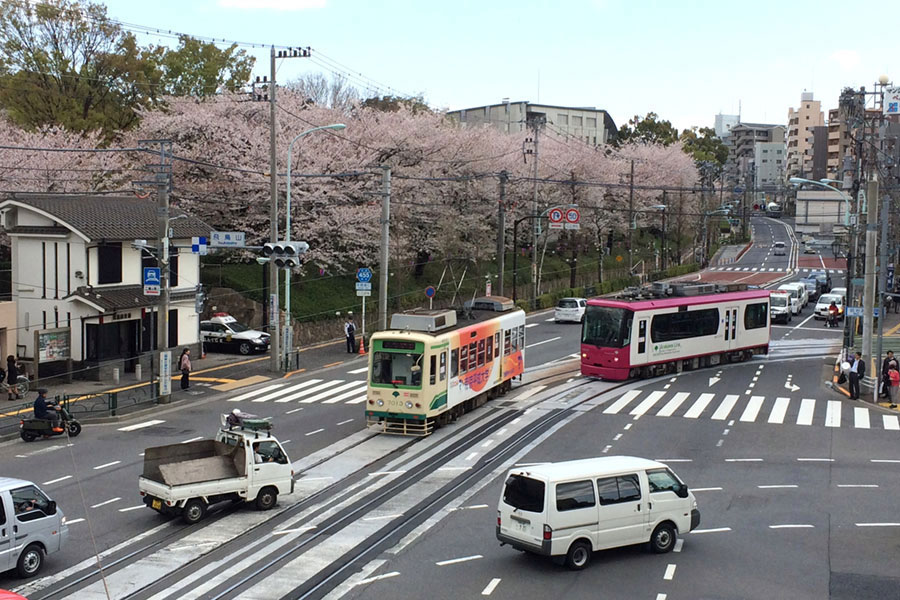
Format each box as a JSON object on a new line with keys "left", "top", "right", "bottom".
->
{"left": 786, "top": 92, "right": 825, "bottom": 179}
{"left": 752, "top": 142, "right": 786, "bottom": 191}
{"left": 826, "top": 108, "right": 852, "bottom": 180}
{"left": 446, "top": 101, "right": 618, "bottom": 145}
{"left": 714, "top": 113, "right": 740, "bottom": 139}
{"left": 727, "top": 123, "right": 786, "bottom": 185}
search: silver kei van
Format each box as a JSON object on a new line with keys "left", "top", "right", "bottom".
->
{"left": 497, "top": 456, "right": 699, "bottom": 570}
{"left": 0, "top": 478, "right": 68, "bottom": 577}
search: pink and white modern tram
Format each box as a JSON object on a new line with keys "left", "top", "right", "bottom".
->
{"left": 581, "top": 283, "right": 770, "bottom": 381}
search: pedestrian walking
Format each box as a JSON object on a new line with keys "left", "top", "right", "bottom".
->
{"left": 179, "top": 348, "right": 191, "bottom": 390}
{"left": 344, "top": 315, "right": 357, "bottom": 353}
{"left": 881, "top": 351, "right": 899, "bottom": 398}
{"left": 890, "top": 365, "right": 900, "bottom": 409}
{"left": 6, "top": 355, "right": 20, "bottom": 401}
{"left": 848, "top": 351, "right": 865, "bottom": 400}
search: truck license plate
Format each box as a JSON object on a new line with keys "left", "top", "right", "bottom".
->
{"left": 151, "top": 499, "right": 161, "bottom": 510}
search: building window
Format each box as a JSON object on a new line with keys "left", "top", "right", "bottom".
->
{"left": 557, "top": 114, "right": 568, "bottom": 125}
{"left": 97, "top": 243, "right": 122, "bottom": 284}
{"left": 571, "top": 116, "right": 582, "bottom": 126}
{"left": 586, "top": 117, "right": 596, "bottom": 128}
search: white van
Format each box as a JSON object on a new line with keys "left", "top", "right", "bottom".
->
{"left": 773, "top": 241, "right": 786, "bottom": 256}
{"left": 775, "top": 285, "right": 801, "bottom": 315}
{"left": 778, "top": 283, "right": 807, "bottom": 312}
{"left": 0, "top": 478, "right": 68, "bottom": 577}
{"left": 497, "top": 456, "right": 699, "bottom": 570}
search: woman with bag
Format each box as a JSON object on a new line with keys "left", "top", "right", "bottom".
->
{"left": 6, "top": 355, "right": 20, "bottom": 401}
{"left": 179, "top": 348, "right": 191, "bottom": 390}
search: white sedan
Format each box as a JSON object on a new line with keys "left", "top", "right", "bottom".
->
{"left": 814, "top": 294, "right": 845, "bottom": 320}
{"left": 554, "top": 297, "right": 586, "bottom": 323}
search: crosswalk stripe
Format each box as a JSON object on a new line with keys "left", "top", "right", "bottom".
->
{"left": 322, "top": 383, "right": 368, "bottom": 404}
{"left": 630, "top": 391, "right": 666, "bottom": 416}
{"left": 742, "top": 268, "right": 749, "bottom": 271}
{"left": 684, "top": 393, "right": 714, "bottom": 419}
{"left": 825, "top": 400, "right": 841, "bottom": 427}
{"left": 739, "top": 396, "right": 764, "bottom": 422}
{"left": 767, "top": 397, "right": 790, "bottom": 424}
{"left": 884, "top": 415, "right": 900, "bottom": 430}
{"left": 854, "top": 407, "right": 870, "bottom": 429}
{"left": 272, "top": 380, "right": 337, "bottom": 404}
{"left": 347, "top": 367, "right": 369, "bottom": 374}
{"left": 604, "top": 390, "right": 641, "bottom": 414}
{"left": 657, "top": 392, "right": 690, "bottom": 417}
{"left": 299, "top": 380, "right": 357, "bottom": 403}
{"left": 254, "top": 379, "right": 324, "bottom": 403}
{"left": 711, "top": 395, "right": 739, "bottom": 420}
{"left": 228, "top": 383, "right": 285, "bottom": 402}
{"left": 346, "top": 394, "right": 368, "bottom": 405}
{"left": 797, "top": 399, "right": 815, "bottom": 425}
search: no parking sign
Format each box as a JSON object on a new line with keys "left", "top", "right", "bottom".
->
{"left": 549, "top": 207, "right": 565, "bottom": 230}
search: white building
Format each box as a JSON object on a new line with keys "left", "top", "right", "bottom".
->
{"left": 714, "top": 113, "right": 740, "bottom": 139}
{"left": 753, "top": 141, "right": 786, "bottom": 189}
{"left": 794, "top": 189, "right": 847, "bottom": 235}
{"left": 0, "top": 194, "right": 210, "bottom": 380}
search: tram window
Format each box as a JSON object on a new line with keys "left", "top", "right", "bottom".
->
{"left": 469, "top": 342, "right": 477, "bottom": 366}
{"left": 451, "top": 349, "right": 459, "bottom": 378}
{"left": 460, "top": 345, "right": 468, "bottom": 373}
{"left": 518, "top": 325, "right": 525, "bottom": 350}
{"left": 486, "top": 336, "right": 493, "bottom": 362}
{"left": 477, "top": 339, "right": 486, "bottom": 366}
{"left": 651, "top": 308, "right": 719, "bottom": 343}
{"left": 744, "top": 302, "right": 768, "bottom": 330}
{"left": 430, "top": 355, "right": 436, "bottom": 385}
{"left": 440, "top": 352, "right": 447, "bottom": 381}
{"left": 494, "top": 332, "right": 501, "bottom": 358}
{"left": 504, "top": 330, "right": 511, "bottom": 355}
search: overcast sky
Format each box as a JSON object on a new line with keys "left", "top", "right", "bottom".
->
{"left": 102, "top": 0, "right": 893, "bottom": 132}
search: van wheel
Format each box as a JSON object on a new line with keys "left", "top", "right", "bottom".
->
{"left": 650, "top": 523, "right": 676, "bottom": 553}
{"left": 565, "top": 540, "right": 592, "bottom": 570}
{"left": 17, "top": 543, "right": 43, "bottom": 577}
{"left": 182, "top": 499, "right": 207, "bottom": 524}
{"left": 255, "top": 487, "right": 277, "bottom": 511}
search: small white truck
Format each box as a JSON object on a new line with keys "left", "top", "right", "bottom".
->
{"left": 139, "top": 418, "right": 294, "bottom": 524}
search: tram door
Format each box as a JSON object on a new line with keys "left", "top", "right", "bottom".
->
{"left": 723, "top": 306, "right": 739, "bottom": 349}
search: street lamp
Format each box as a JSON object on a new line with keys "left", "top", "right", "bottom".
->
{"left": 788, "top": 177, "right": 850, "bottom": 227}
{"left": 284, "top": 123, "right": 346, "bottom": 368}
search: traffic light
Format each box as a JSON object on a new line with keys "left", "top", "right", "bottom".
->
{"left": 194, "top": 285, "right": 207, "bottom": 314}
{"left": 262, "top": 241, "right": 309, "bottom": 269}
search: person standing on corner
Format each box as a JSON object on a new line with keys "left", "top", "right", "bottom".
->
{"left": 889, "top": 365, "right": 900, "bottom": 409}
{"left": 6, "top": 355, "right": 20, "bottom": 401}
{"left": 344, "top": 315, "right": 356, "bottom": 354}
{"left": 179, "top": 348, "right": 191, "bottom": 390}
{"left": 881, "top": 351, "right": 898, "bottom": 399}
{"left": 848, "top": 351, "right": 865, "bottom": 400}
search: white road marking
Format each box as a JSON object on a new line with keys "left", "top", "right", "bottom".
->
{"left": 837, "top": 484, "right": 878, "bottom": 488}
{"left": 347, "top": 367, "right": 369, "bottom": 374}
{"left": 362, "top": 514, "right": 403, "bottom": 521}
{"left": 769, "top": 524, "right": 814, "bottom": 529}
{"left": 496, "top": 428, "right": 507, "bottom": 436}
{"left": 118, "top": 419, "right": 165, "bottom": 432}
{"left": 725, "top": 458, "right": 763, "bottom": 462}
{"left": 691, "top": 527, "right": 732, "bottom": 534}
{"left": 825, "top": 400, "right": 841, "bottom": 427}
{"left": 691, "top": 487, "right": 723, "bottom": 492}
{"left": 526, "top": 336, "right": 560, "bottom": 349}
{"left": 656, "top": 595, "right": 667, "bottom": 600}
{"left": 273, "top": 526, "right": 316, "bottom": 536}
{"left": 673, "top": 538, "right": 684, "bottom": 552}
{"left": 797, "top": 398, "right": 815, "bottom": 425}
{"left": 482, "top": 578, "right": 502, "bottom": 596}
{"left": 513, "top": 386, "right": 546, "bottom": 402}
{"left": 91, "top": 497, "right": 121, "bottom": 508}
{"left": 684, "top": 393, "right": 714, "bottom": 418}
{"left": 286, "top": 407, "right": 304, "bottom": 414}
{"left": 613, "top": 434, "right": 622, "bottom": 441}
{"left": 346, "top": 395, "right": 367, "bottom": 405}
{"left": 767, "top": 397, "right": 790, "bottom": 424}
{"left": 798, "top": 458, "right": 834, "bottom": 462}
{"left": 181, "top": 436, "right": 203, "bottom": 443}
{"left": 118, "top": 505, "right": 145, "bottom": 512}
{"left": 525, "top": 323, "right": 539, "bottom": 328}
{"left": 437, "top": 466, "right": 471, "bottom": 471}
{"left": 42, "top": 475, "right": 72, "bottom": 486}
{"left": 657, "top": 392, "right": 690, "bottom": 417}
{"left": 870, "top": 459, "right": 900, "bottom": 464}
{"left": 93, "top": 461, "right": 121, "bottom": 470}
{"left": 227, "top": 383, "right": 285, "bottom": 402}
{"left": 663, "top": 564, "right": 676, "bottom": 580}
{"left": 336, "top": 419, "right": 354, "bottom": 425}
{"left": 883, "top": 415, "right": 900, "bottom": 430}
{"left": 481, "top": 440, "right": 495, "bottom": 448}
{"left": 740, "top": 396, "right": 765, "bottom": 422}
{"left": 436, "top": 554, "right": 483, "bottom": 566}
{"left": 370, "top": 471, "right": 407, "bottom": 476}
{"left": 449, "top": 504, "right": 489, "bottom": 512}
{"left": 758, "top": 485, "right": 798, "bottom": 489}
{"left": 857, "top": 523, "right": 900, "bottom": 527}
{"left": 604, "top": 390, "right": 641, "bottom": 414}
{"left": 545, "top": 317, "right": 555, "bottom": 322}
{"left": 630, "top": 391, "right": 666, "bottom": 416}
{"left": 300, "top": 381, "right": 359, "bottom": 404}
{"left": 623, "top": 424, "right": 632, "bottom": 430}
{"left": 465, "top": 452, "right": 478, "bottom": 461}
{"left": 321, "top": 384, "right": 369, "bottom": 404}
{"left": 273, "top": 379, "right": 333, "bottom": 403}
{"left": 354, "top": 572, "right": 400, "bottom": 586}
{"left": 854, "top": 407, "right": 870, "bottom": 429}
{"left": 655, "top": 459, "right": 692, "bottom": 463}
{"left": 304, "top": 428, "right": 324, "bottom": 436}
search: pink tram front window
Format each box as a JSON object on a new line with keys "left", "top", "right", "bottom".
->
{"left": 581, "top": 306, "right": 633, "bottom": 379}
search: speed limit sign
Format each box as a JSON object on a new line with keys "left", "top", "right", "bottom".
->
{"left": 564, "top": 208, "right": 580, "bottom": 230}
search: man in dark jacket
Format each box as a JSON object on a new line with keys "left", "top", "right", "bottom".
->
{"left": 33, "top": 389, "right": 59, "bottom": 427}
{"left": 849, "top": 352, "right": 865, "bottom": 400}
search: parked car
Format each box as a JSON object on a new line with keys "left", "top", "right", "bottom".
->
{"left": 554, "top": 297, "right": 586, "bottom": 323}
{"left": 200, "top": 313, "right": 270, "bottom": 355}
{"left": 814, "top": 293, "right": 845, "bottom": 321}
{"left": 770, "top": 292, "right": 793, "bottom": 324}
{"left": 808, "top": 270, "right": 832, "bottom": 293}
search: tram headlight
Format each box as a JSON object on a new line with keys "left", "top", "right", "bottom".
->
{"left": 405, "top": 401, "right": 413, "bottom": 409}
{"left": 376, "top": 399, "right": 384, "bottom": 407}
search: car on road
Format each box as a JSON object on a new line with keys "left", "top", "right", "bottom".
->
{"left": 0, "top": 478, "right": 68, "bottom": 578}
{"left": 799, "top": 277, "right": 822, "bottom": 302}
{"left": 803, "top": 244, "right": 817, "bottom": 254}
{"left": 770, "top": 292, "right": 793, "bottom": 324}
{"left": 773, "top": 241, "right": 786, "bottom": 256}
{"left": 831, "top": 286, "right": 847, "bottom": 301}
{"left": 814, "top": 293, "right": 845, "bottom": 321}
{"left": 778, "top": 282, "right": 807, "bottom": 311}
{"left": 808, "top": 270, "right": 832, "bottom": 293}
{"left": 554, "top": 297, "right": 586, "bottom": 323}
{"left": 200, "top": 313, "right": 270, "bottom": 355}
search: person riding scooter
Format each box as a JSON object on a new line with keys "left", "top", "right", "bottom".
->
{"left": 33, "top": 389, "right": 62, "bottom": 432}
{"left": 827, "top": 301, "right": 839, "bottom": 328}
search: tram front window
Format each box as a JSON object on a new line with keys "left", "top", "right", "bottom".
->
{"left": 582, "top": 306, "right": 632, "bottom": 348}
{"left": 372, "top": 351, "right": 423, "bottom": 388}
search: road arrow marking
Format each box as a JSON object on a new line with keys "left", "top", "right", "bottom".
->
{"left": 709, "top": 376, "right": 720, "bottom": 387}
{"left": 785, "top": 383, "right": 800, "bottom": 392}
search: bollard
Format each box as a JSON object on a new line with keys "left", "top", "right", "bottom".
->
{"left": 113, "top": 368, "right": 120, "bottom": 385}
{"left": 135, "top": 364, "right": 142, "bottom": 381}
{"left": 109, "top": 392, "right": 117, "bottom": 417}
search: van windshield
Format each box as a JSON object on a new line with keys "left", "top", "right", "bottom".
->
{"left": 778, "top": 287, "right": 798, "bottom": 299}
{"left": 503, "top": 474, "right": 545, "bottom": 512}
{"left": 771, "top": 295, "right": 788, "bottom": 308}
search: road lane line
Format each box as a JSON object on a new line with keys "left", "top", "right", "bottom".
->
{"left": 825, "top": 400, "right": 841, "bottom": 427}
{"left": 604, "top": 390, "right": 641, "bottom": 414}
{"left": 767, "top": 397, "right": 790, "bottom": 424}
{"left": 769, "top": 524, "right": 814, "bottom": 529}
{"left": 482, "top": 578, "right": 502, "bottom": 596}
{"left": 118, "top": 505, "right": 145, "bottom": 512}
{"left": 797, "top": 458, "right": 834, "bottom": 462}
{"left": 854, "top": 407, "right": 870, "bottom": 429}
{"left": 725, "top": 458, "right": 763, "bottom": 462}
{"left": 663, "top": 564, "right": 676, "bottom": 580}
{"left": 857, "top": 523, "right": 900, "bottom": 527}
{"left": 691, "top": 487, "right": 723, "bottom": 492}
{"left": 93, "top": 461, "right": 121, "bottom": 470}
{"left": 336, "top": 419, "right": 354, "bottom": 425}
{"left": 43, "top": 476, "right": 72, "bottom": 486}
{"left": 304, "top": 428, "right": 324, "bottom": 436}
{"left": 273, "top": 526, "right": 316, "bottom": 535}
{"left": 871, "top": 459, "right": 900, "bottom": 463}
{"left": 354, "top": 572, "right": 400, "bottom": 586}
{"left": 837, "top": 484, "right": 878, "bottom": 488}
{"left": 347, "top": 367, "right": 368, "bottom": 374}
{"left": 181, "top": 436, "right": 203, "bottom": 443}
{"left": 630, "top": 391, "right": 666, "bottom": 416}
{"left": 362, "top": 514, "right": 404, "bottom": 522}
{"left": 91, "top": 497, "right": 121, "bottom": 508}
{"left": 797, "top": 399, "right": 815, "bottom": 425}
{"left": 691, "top": 527, "right": 731, "bottom": 534}
{"left": 525, "top": 336, "right": 560, "bottom": 349}
{"left": 739, "top": 396, "right": 765, "bottom": 422}
{"left": 465, "top": 452, "right": 478, "bottom": 461}
{"left": 118, "top": 419, "right": 165, "bottom": 432}
{"left": 525, "top": 323, "right": 539, "bottom": 328}
{"left": 657, "top": 392, "right": 689, "bottom": 417}
{"left": 673, "top": 538, "right": 684, "bottom": 552}
{"left": 436, "top": 555, "right": 483, "bottom": 566}
{"left": 758, "top": 485, "right": 798, "bottom": 489}
{"left": 684, "top": 393, "right": 714, "bottom": 418}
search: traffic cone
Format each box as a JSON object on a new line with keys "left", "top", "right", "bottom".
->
{"left": 358, "top": 338, "right": 366, "bottom": 355}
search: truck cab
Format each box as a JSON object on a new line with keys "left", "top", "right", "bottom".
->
{"left": 0, "top": 478, "right": 68, "bottom": 578}
{"left": 200, "top": 313, "right": 270, "bottom": 355}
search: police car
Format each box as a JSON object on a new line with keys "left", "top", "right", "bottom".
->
{"left": 200, "top": 313, "right": 270, "bottom": 355}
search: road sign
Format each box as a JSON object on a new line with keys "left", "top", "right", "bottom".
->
{"left": 159, "top": 351, "right": 171, "bottom": 396}
{"left": 355, "top": 282, "right": 372, "bottom": 291}
{"left": 846, "top": 306, "right": 864, "bottom": 317}
{"left": 143, "top": 267, "right": 161, "bottom": 296}
{"left": 209, "top": 231, "right": 246, "bottom": 248}
{"left": 191, "top": 236, "right": 208, "bottom": 255}
{"left": 356, "top": 290, "right": 371, "bottom": 297}
{"left": 357, "top": 267, "right": 373, "bottom": 283}
{"left": 424, "top": 286, "right": 436, "bottom": 298}
{"left": 268, "top": 293, "right": 278, "bottom": 326}
{"left": 548, "top": 207, "right": 564, "bottom": 230}
{"left": 564, "top": 208, "right": 580, "bottom": 230}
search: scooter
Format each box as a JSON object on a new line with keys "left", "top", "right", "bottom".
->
{"left": 20, "top": 402, "right": 82, "bottom": 442}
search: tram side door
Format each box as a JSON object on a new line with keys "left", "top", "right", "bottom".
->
{"left": 723, "top": 306, "right": 738, "bottom": 349}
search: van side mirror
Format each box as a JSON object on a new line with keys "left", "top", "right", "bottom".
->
{"left": 47, "top": 500, "right": 57, "bottom": 515}
{"left": 675, "top": 485, "right": 689, "bottom": 499}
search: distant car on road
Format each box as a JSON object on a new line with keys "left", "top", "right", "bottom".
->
{"left": 773, "top": 241, "right": 786, "bottom": 256}
{"left": 808, "top": 270, "right": 832, "bottom": 293}
{"left": 799, "top": 277, "right": 822, "bottom": 302}
{"left": 770, "top": 292, "right": 793, "bottom": 324}
{"left": 554, "top": 297, "right": 586, "bottom": 323}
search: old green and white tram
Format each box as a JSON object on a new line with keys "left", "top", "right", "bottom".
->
{"left": 365, "top": 297, "right": 525, "bottom": 436}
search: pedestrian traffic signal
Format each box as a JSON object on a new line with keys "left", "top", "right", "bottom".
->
{"left": 261, "top": 241, "right": 310, "bottom": 269}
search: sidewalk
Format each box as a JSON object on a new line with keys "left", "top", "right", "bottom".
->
{"left": 710, "top": 241, "right": 753, "bottom": 266}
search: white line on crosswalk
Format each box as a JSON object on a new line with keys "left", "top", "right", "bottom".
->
{"left": 884, "top": 415, "right": 900, "bottom": 430}
{"left": 276, "top": 380, "right": 340, "bottom": 403}
{"left": 228, "top": 383, "right": 285, "bottom": 402}
{"left": 255, "top": 379, "right": 324, "bottom": 403}
{"left": 346, "top": 395, "right": 368, "bottom": 404}
{"left": 684, "top": 393, "right": 714, "bottom": 419}
{"left": 740, "top": 396, "right": 764, "bottom": 422}
{"left": 604, "top": 390, "right": 641, "bottom": 414}
{"left": 854, "top": 407, "right": 870, "bottom": 429}
{"left": 525, "top": 323, "right": 539, "bottom": 329}
{"left": 797, "top": 398, "right": 815, "bottom": 425}
{"left": 322, "top": 384, "right": 368, "bottom": 404}
{"left": 825, "top": 400, "right": 841, "bottom": 427}
{"left": 767, "top": 397, "right": 790, "bottom": 424}
{"left": 347, "top": 367, "right": 369, "bottom": 374}
{"left": 630, "top": 391, "right": 666, "bottom": 416}
{"left": 657, "top": 392, "right": 690, "bottom": 417}
{"left": 301, "top": 381, "right": 362, "bottom": 404}
{"left": 711, "top": 395, "right": 739, "bottom": 420}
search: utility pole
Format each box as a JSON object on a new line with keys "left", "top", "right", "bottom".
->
{"left": 861, "top": 179, "right": 878, "bottom": 374}
{"left": 628, "top": 159, "right": 635, "bottom": 273}
{"left": 529, "top": 115, "right": 544, "bottom": 308}
{"left": 875, "top": 188, "right": 890, "bottom": 401}
{"left": 497, "top": 170, "right": 508, "bottom": 297}
{"left": 378, "top": 166, "right": 391, "bottom": 330}
{"left": 266, "top": 46, "right": 280, "bottom": 374}
{"left": 661, "top": 190, "right": 668, "bottom": 271}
